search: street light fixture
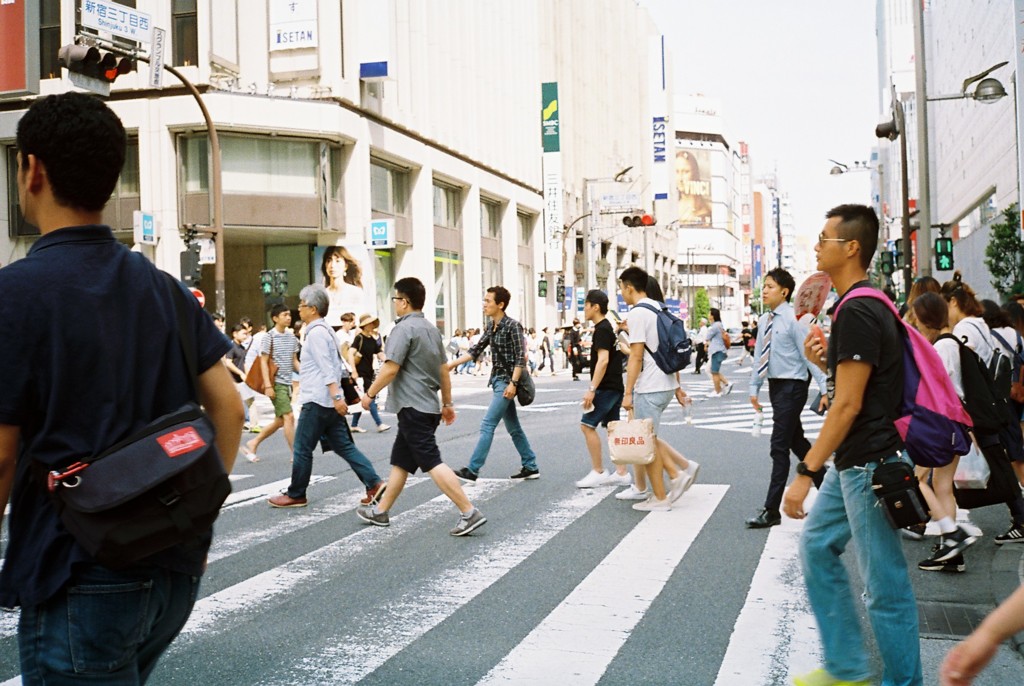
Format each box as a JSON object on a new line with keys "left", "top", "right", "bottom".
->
{"left": 927, "top": 61, "right": 1009, "bottom": 103}
{"left": 829, "top": 159, "right": 873, "bottom": 175}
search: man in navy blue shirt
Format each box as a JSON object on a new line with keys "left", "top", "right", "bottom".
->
{"left": 0, "top": 92, "right": 243, "bottom": 683}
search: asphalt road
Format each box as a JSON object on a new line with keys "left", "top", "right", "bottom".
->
{"left": 0, "top": 358, "right": 1021, "bottom": 685}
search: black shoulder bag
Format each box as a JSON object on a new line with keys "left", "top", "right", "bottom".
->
{"left": 39, "top": 275, "right": 231, "bottom": 568}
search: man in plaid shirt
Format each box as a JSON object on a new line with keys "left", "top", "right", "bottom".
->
{"left": 449, "top": 286, "right": 540, "bottom": 481}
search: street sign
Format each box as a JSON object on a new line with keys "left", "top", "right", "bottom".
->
{"left": 68, "top": 70, "right": 111, "bottom": 97}
{"left": 197, "top": 238, "right": 216, "bottom": 265}
{"left": 189, "top": 288, "right": 205, "bottom": 307}
{"left": 596, "top": 193, "right": 641, "bottom": 214}
{"left": 367, "top": 219, "right": 395, "bottom": 249}
{"left": 80, "top": 0, "right": 153, "bottom": 44}
{"left": 149, "top": 27, "right": 165, "bottom": 88}
{"left": 133, "top": 210, "right": 156, "bottom": 245}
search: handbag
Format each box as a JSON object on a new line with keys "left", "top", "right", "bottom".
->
{"left": 244, "top": 335, "right": 279, "bottom": 394}
{"left": 955, "top": 437, "right": 1021, "bottom": 509}
{"left": 954, "top": 434, "right": 991, "bottom": 490}
{"left": 515, "top": 368, "right": 536, "bottom": 406}
{"left": 607, "top": 410, "right": 656, "bottom": 465}
{"left": 870, "top": 460, "right": 929, "bottom": 529}
{"left": 39, "top": 275, "right": 230, "bottom": 569}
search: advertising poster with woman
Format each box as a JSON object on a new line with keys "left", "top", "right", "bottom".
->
{"left": 314, "top": 244, "right": 376, "bottom": 327}
{"left": 675, "top": 149, "right": 712, "bottom": 226}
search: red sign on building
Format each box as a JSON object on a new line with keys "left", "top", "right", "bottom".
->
{"left": 0, "top": 1, "right": 40, "bottom": 97}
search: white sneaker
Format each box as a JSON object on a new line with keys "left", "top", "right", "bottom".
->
{"left": 350, "top": 426, "right": 367, "bottom": 433}
{"left": 707, "top": 392, "right": 722, "bottom": 398}
{"left": 615, "top": 485, "right": 649, "bottom": 501}
{"left": 681, "top": 460, "right": 700, "bottom": 494}
{"left": 669, "top": 473, "right": 687, "bottom": 502}
{"left": 603, "top": 471, "right": 632, "bottom": 487}
{"left": 724, "top": 383, "right": 734, "bottom": 396}
{"left": 575, "top": 470, "right": 609, "bottom": 488}
{"left": 632, "top": 496, "right": 672, "bottom": 512}
{"left": 376, "top": 424, "right": 391, "bottom": 433}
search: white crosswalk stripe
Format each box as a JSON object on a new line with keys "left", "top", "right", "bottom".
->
{"left": 0, "top": 465, "right": 923, "bottom": 686}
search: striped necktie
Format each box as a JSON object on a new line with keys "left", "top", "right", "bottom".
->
{"left": 757, "top": 313, "right": 774, "bottom": 381}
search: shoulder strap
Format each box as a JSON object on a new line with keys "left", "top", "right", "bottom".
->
{"left": 833, "top": 287, "right": 899, "bottom": 319}
{"left": 991, "top": 329, "right": 1017, "bottom": 360}
{"left": 163, "top": 273, "right": 199, "bottom": 399}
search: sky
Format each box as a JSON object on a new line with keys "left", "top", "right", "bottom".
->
{"left": 641, "top": 0, "right": 879, "bottom": 238}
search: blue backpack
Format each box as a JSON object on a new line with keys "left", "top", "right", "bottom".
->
{"left": 634, "top": 302, "right": 692, "bottom": 373}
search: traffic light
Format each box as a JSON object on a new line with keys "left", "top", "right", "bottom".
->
{"left": 58, "top": 44, "right": 135, "bottom": 83}
{"left": 879, "top": 251, "right": 894, "bottom": 276}
{"left": 259, "top": 269, "right": 274, "bottom": 296}
{"left": 273, "top": 268, "right": 288, "bottom": 295}
{"left": 893, "top": 239, "right": 905, "bottom": 269}
{"left": 622, "top": 214, "right": 657, "bottom": 228}
{"left": 180, "top": 244, "right": 201, "bottom": 287}
{"left": 538, "top": 279, "right": 548, "bottom": 298}
{"left": 935, "top": 237, "right": 954, "bottom": 271}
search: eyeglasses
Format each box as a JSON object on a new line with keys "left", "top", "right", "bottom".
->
{"left": 297, "top": 303, "right": 310, "bottom": 309}
{"left": 817, "top": 232, "right": 851, "bottom": 245}
{"left": 391, "top": 296, "right": 407, "bottom": 303}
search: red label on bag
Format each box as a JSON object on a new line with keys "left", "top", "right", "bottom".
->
{"left": 157, "top": 427, "right": 206, "bottom": 457}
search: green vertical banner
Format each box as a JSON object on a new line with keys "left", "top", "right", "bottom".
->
{"left": 541, "top": 82, "right": 560, "bottom": 153}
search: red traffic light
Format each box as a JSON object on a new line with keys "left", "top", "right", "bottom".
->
{"left": 641, "top": 214, "right": 656, "bottom": 226}
{"left": 622, "top": 214, "right": 657, "bottom": 228}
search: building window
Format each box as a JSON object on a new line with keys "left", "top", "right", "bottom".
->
{"left": 435, "top": 249, "right": 462, "bottom": 337}
{"left": 40, "top": 0, "right": 61, "bottom": 80}
{"left": 433, "top": 183, "right": 461, "bottom": 228}
{"left": 518, "top": 212, "right": 534, "bottom": 246}
{"left": 328, "top": 145, "right": 343, "bottom": 202}
{"left": 480, "top": 199, "right": 501, "bottom": 238}
{"left": 370, "top": 161, "right": 408, "bottom": 215}
{"left": 172, "top": 0, "right": 199, "bottom": 67}
{"left": 180, "top": 135, "right": 319, "bottom": 196}
{"left": 481, "top": 257, "right": 501, "bottom": 289}
{"left": 518, "top": 263, "right": 535, "bottom": 326}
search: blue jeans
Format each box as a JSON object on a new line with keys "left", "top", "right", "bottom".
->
{"left": 352, "top": 375, "right": 383, "bottom": 427}
{"left": 290, "top": 402, "right": 381, "bottom": 498}
{"left": 19, "top": 563, "right": 199, "bottom": 685}
{"left": 467, "top": 378, "right": 538, "bottom": 474}
{"left": 800, "top": 453, "right": 923, "bottom": 686}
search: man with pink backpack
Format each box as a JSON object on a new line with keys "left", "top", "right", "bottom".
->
{"left": 783, "top": 205, "right": 923, "bottom": 686}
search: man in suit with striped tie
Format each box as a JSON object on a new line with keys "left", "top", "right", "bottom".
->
{"left": 746, "top": 268, "right": 829, "bottom": 528}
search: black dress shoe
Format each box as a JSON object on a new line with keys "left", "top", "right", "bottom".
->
{"left": 746, "top": 509, "right": 782, "bottom": 529}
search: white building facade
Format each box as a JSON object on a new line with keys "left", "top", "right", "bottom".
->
{"left": 1, "top": 0, "right": 671, "bottom": 333}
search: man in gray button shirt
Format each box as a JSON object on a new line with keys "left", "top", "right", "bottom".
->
{"left": 356, "top": 277, "right": 486, "bottom": 536}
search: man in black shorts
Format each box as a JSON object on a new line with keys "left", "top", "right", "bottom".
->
{"left": 574, "top": 290, "right": 632, "bottom": 488}
{"left": 355, "top": 277, "right": 485, "bottom": 536}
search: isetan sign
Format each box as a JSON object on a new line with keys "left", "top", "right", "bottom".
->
{"left": 0, "top": 0, "right": 40, "bottom": 97}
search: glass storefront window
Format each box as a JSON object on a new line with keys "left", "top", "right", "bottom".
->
{"left": 434, "top": 249, "right": 462, "bottom": 336}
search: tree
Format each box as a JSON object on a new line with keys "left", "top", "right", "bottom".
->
{"left": 984, "top": 204, "right": 1024, "bottom": 299}
{"left": 692, "top": 288, "right": 711, "bottom": 328}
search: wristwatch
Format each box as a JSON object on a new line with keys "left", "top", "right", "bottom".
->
{"left": 333, "top": 393, "right": 343, "bottom": 401}
{"left": 796, "top": 462, "right": 822, "bottom": 479}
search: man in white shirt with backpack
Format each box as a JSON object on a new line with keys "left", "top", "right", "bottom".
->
{"left": 618, "top": 267, "right": 699, "bottom": 512}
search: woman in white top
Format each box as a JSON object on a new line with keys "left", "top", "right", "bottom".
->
{"left": 910, "top": 292, "right": 977, "bottom": 571}
{"left": 942, "top": 272, "right": 1024, "bottom": 545}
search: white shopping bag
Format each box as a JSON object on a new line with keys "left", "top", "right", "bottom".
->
{"left": 954, "top": 434, "right": 991, "bottom": 490}
{"left": 607, "top": 411, "right": 655, "bottom": 466}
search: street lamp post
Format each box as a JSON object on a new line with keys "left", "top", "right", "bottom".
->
{"left": 876, "top": 86, "right": 912, "bottom": 299}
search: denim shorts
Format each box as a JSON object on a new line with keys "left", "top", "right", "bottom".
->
{"left": 581, "top": 389, "right": 624, "bottom": 428}
{"left": 710, "top": 351, "right": 727, "bottom": 373}
{"left": 632, "top": 390, "right": 674, "bottom": 433}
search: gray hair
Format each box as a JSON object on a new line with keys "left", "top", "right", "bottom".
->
{"left": 299, "top": 284, "right": 330, "bottom": 317}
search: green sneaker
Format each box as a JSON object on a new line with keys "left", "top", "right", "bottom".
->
{"left": 793, "top": 668, "right": 871, "bottom": 686}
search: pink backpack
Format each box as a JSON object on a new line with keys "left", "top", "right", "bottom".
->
{"left": 833, "top": 287, "right": 972, "bottom": 467}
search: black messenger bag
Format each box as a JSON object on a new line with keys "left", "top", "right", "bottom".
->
{"left": 39, "top": 275, "right": 230, "bottom": 568}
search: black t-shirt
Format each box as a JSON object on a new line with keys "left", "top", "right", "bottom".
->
{"left": 226, "top": 341, "right": 247, "bottom": 382}
{"left": 590, "top": 318, "right": 625, "bottom": 392}
{"left": 353, "top": 332, "right": 382, "bottom": 378}
{"left": 828, "top": 281, "right": 904, "bottom": 470}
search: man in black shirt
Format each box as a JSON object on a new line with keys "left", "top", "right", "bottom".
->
{"left": 0, "top": 93, "right": 243, "bottom": 683}
{"left": 566, "top": 319, "right": 583, "bottom": 380}
{"left": 574, "top": 291, "right": 632, "bottom": 488}
{"left": 783, "top": 205, "right": 921, "bottom": 686}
